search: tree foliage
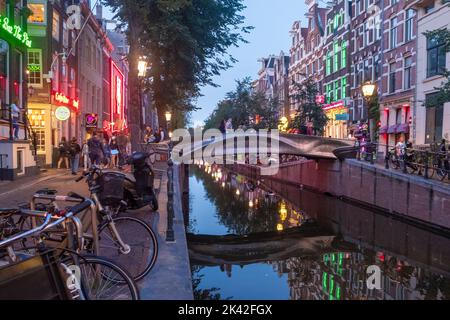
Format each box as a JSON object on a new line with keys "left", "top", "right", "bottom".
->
{"left": 423, "top": 28, "right": 450, "bottom": 108}
{"left": 103, "top": 0, "right": 251, "bottom": 126}
{"left": 203, "top": 78, "right": 280, "bottom": 130}
{"left": 289, "top": 78, "right": 328, "bottom": 135}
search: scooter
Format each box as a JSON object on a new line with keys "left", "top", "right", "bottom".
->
{"left": 101, "top": 152, "right": 159, "bottom": 212}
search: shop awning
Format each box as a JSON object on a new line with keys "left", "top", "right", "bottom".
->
{"left": 397, "top": 123, "right": 410, "bottom": 134}
{"left": 387, "top": 125, "right": 398, "bottom": 134}
{"left": 379, "top": 126, "right": 388, "bottom": 134}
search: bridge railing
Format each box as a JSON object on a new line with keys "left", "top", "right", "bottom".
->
{"left": 354, "top": 142, "right": 450, "bottom": 183}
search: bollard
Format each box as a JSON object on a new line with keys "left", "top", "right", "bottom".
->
{"left": 166, "top": 159, "right": 175, "bottom": 242}
{"left": 424, "top": 151, "right": 429, "bottom": 180}
{"left": 385, "top": 144, "right": 390, "bottom": 170}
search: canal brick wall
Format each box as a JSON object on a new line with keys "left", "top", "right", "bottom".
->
{"left": 231, "top": 159, "right": 450, "bottom": 230}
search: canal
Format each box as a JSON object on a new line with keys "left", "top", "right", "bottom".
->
{"left": 186, "top": 164, "right": 450, "bottom": 300}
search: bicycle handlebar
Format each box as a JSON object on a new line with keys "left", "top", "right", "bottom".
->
{"left": 0, "top": 200, "right": 93, "bottom": 249}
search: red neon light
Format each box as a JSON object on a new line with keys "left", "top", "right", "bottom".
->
{"left": 110, "top": 59, "right": 125, "bottom": 129}
{"left": 323, "top": 100, "right": 345, "bottom": 110}
{"left": 52, "top": 91, "right": 79, "bottom": 111}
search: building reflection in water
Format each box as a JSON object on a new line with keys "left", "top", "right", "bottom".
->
{"left": 189, "top": 163, "right": 450, "bottom": 300}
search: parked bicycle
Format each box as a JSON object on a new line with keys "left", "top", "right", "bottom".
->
{"left": 0, "top": 201, "right": 140, "bottom": 300}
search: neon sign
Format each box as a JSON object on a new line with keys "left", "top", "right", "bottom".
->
{"left": 0, "top": 15, "right": 32, "bottom": 48}
{"left": 52, "top": 91, "right": 80, "bottom": 111}
{"left": 55, "top": 106, "right": 71, "bottom": 121}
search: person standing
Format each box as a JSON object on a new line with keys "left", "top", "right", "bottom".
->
{"left": 87, "top": 132, "right": 103, "bottom": 166}
{"left": 81, "top": 139, "right": 90, "bottom": 172}
{"left": 159, "top": 126, "right": 166, "bottom": 141}
{"left": 69, "top": 138, "right": 81, "bottom": 175}
{"left": 110, "top": 136, "right": 120, "bottom": 168}
{"left": 219, "top": 119, "right": 226, "bottom": 135}
{"left": 57, "top": 137, "right": 70, "bottom": 169}
{"left": 101, "top": 138, "right": 111, "bottom": 168}
{"left": 10, "top": 99, "right": 22, "bottom": 140}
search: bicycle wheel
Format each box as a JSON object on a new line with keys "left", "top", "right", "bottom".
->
{"left": 389, "top": 154, "right": 400, "bottom": 170}
{"left": 97, "top": 216, "right": 158, "bottom": 281}
{"left": 76, "top": 255, "right": 140, "bottom": 300}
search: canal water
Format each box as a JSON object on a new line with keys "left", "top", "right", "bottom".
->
{"left": 187, "top": 164, "right": 450, "bottom": 300}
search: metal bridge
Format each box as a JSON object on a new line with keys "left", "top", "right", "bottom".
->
{"left": 172, "top": 133, "right": 356, "bottom": 162}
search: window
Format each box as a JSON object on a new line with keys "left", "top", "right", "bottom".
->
{"left": 427, "top": 36, "right": 446, "bottom": 78}
{"left": 326, "top": 53, "right": 332, "bottom": 75}
{"left": 34, "top": 129, "right": 45, "bottom": 152}
{"left": 391, "top": 0, "right": 399, "bottom": 5}
{"left": 341, "top": 43, "right": 347, "bottom": 70}
{"left": 405, "top": 9, "right": 415, "bottom": 42}
{"left": 53, "top": 10, "right": 60, "bottom": 41}
{"left": 334, "top": 42, "right": 340, "bottom": 72}
{"left": 404, "top": 56, "right": 412, "bottom": 89}
{"left": 63, "top": 21, "right": 69, "bottom": 48}
{"left": 425, "top": 93, "right": 443, "bottom": 144}
{"left": 27, "top": 49, "right": 42, "bottom": 87}
{"left": 425, "top": 4, "right": 435, "bottom": 14}
{"left": 373, "top": 54, "right": 381, "bottom": 79}
{"left": 389, "top": 62, "right": 396, "bottom": 93}
{"left": 335, "top": 79, "right": 340, "bottom": 101}
{"left": 356, "top": 0, "right": 362, "bottom": 15}
{"left": 364, "top": 59, "right": 371, "bottom": 82}
{"left": 390, "top": 17, "right": 398, "bottom": 49}
{"left": 28, "top": 2, "right": 46, "bottom": 24}
{"left": 341, "top": 77, "right": 347, "bottom": 98}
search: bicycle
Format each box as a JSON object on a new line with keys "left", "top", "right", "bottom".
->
{"left": 20, "top": 167, "right": 158, "bottom": 282}
{"left": 0, "top": 202, "right": 140, "bottom": 300}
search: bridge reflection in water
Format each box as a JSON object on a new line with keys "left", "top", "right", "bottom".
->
{"left": 187, "top": 164, "right": 450, "bottom": 300}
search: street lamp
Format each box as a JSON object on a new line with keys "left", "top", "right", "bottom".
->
{"left": 137, "top": 57, "right": 147, "bottom": 78}
{"left": 361, "top": 81, "right": 377, "bottom": 164}
{"left": 165, "top": 111, "right": 172, "bottom": 122}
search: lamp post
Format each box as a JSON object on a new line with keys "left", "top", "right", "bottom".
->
{"left": 362, "top": 81, "right": 376, "bottom": 164}
{"left": 137, "top": 57, "right": 147, "bottom": 144}
{"left": 165, "top": 110, "right": 172, "bottom": 140}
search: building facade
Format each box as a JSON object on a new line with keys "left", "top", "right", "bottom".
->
{"left": 413, "top": 0, "right": 450, "bottom": 146}
{"left": 0, "top": 0, "right": 38, "bottom": 179}
{"left": 322, "top": 0, "right": 352, "bottom": 139}
{"left": 26, "top": 0, "right": 80, "bottom": 167}
{"left": 273, "top": 51, "right": 290, "bottom": 120}
{"left": 254, "top": 55, "right": 276, "bottom": 99}
{"left": 288, "top": 0, "right": 327, "bottom": 124}
{"left": 379, "top": 0, "right": 417, "bottom": 148}
{"left": 349, "top": 0, "right": 383, "bottom": 138}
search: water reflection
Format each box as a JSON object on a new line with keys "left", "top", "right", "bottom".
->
{"left": 188, "top": 164, "right": 450, "bottom": 300}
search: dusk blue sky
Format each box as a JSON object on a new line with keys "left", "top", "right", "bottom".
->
{"left": 105, "top": 0, "right": 308, "bottom": 127}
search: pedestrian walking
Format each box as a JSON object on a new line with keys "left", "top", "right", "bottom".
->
{"left": 57, "top": 137, "right": 70, "bottom": 169}
{"left": 10, "top": 99, "right": 22, "bottom": 140}
{"left": 219, "top": 119, "right": 226, "bottom": 135}
{"left": 225, "top": 118, "right": 233, "bottom": 132}
{"left": 81, "top": 139, "right": 90, "bottom": 172}
{"left": 87, "top": 132, "right": 104, "bottom": 166}
{"left": 110, "top": 136, "right": 120, "bottom": 168}
{"left": 69, "top": 137, "right": 81, "bottom": 175}
{"left": 102, "top": 138, "right": 111, "bottom": 168}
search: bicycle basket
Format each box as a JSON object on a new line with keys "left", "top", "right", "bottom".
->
{"left": 98, "top": 173, "right": 125, "bottom": 205}
{"left": 0, "top": 252, "right": 71, "bottom": 300}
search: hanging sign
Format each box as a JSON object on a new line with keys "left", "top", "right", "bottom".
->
{"left": 52, "top": 91, "right": 80, "bottom": 111}
{"left": 0, "top": 15, "right": 32, "bottom": 48}
{"left": 85, "top": 114, "right": 98, "bottom": 129}
{"left": 55, "top": 106, "right": 71, "bottom": 121}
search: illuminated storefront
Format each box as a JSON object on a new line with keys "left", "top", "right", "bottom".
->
{"left": 323, "top": 101, "right": 349, "bottom": 139}
{"left": 109, "top": 60, "right": 127, "bottom": 134}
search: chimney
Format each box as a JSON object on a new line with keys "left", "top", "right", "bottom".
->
{"left": 96, "top": 4, "right": 103, "bottom": 20}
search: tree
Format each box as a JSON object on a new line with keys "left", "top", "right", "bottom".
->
{"left": 290, "top": 78, "right": 328, "bottom": 135}
{"left": 423, "top": 28, "right": 450, "bottom": 108}
{"left": 104, "top": 0, "right": 251, "bottom": 135}
{"left": 203, "top": 78, "right": 280, "bottom": 131}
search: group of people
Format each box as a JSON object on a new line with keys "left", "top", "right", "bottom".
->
{"left": 144, "top": 126, "right": 166, "bottom": 144}
{"left": 57, "top": 132, "right": 132, "bottom": 174}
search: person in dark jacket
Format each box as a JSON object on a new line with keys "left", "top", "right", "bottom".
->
{"left": 87, "top": 132, "right": 103, "bottom": 166}
{"left": 69, "top": 138, "right": 81, "bottom": 175}
{"left": 57, "top": 137, "right": 70, "bottom": 169}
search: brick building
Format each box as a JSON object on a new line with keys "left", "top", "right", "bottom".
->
{"left": 322, "top": 0, "right": 352, "bottom": 139}
{"left": 379, "top": 0, "right": 417, "bottom": 148}
{"left": 288, "top": 0, "right": 327, "bottom": 123}
{"left": 349, "top": 0, "right": 383, "bottom": 138}
{"left": 273, "top": 51, "right": 290, "bottom": 119}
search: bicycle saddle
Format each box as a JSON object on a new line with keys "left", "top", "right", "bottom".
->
{"left": 35, "top": 188, "right": 58, "bottom": 195}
